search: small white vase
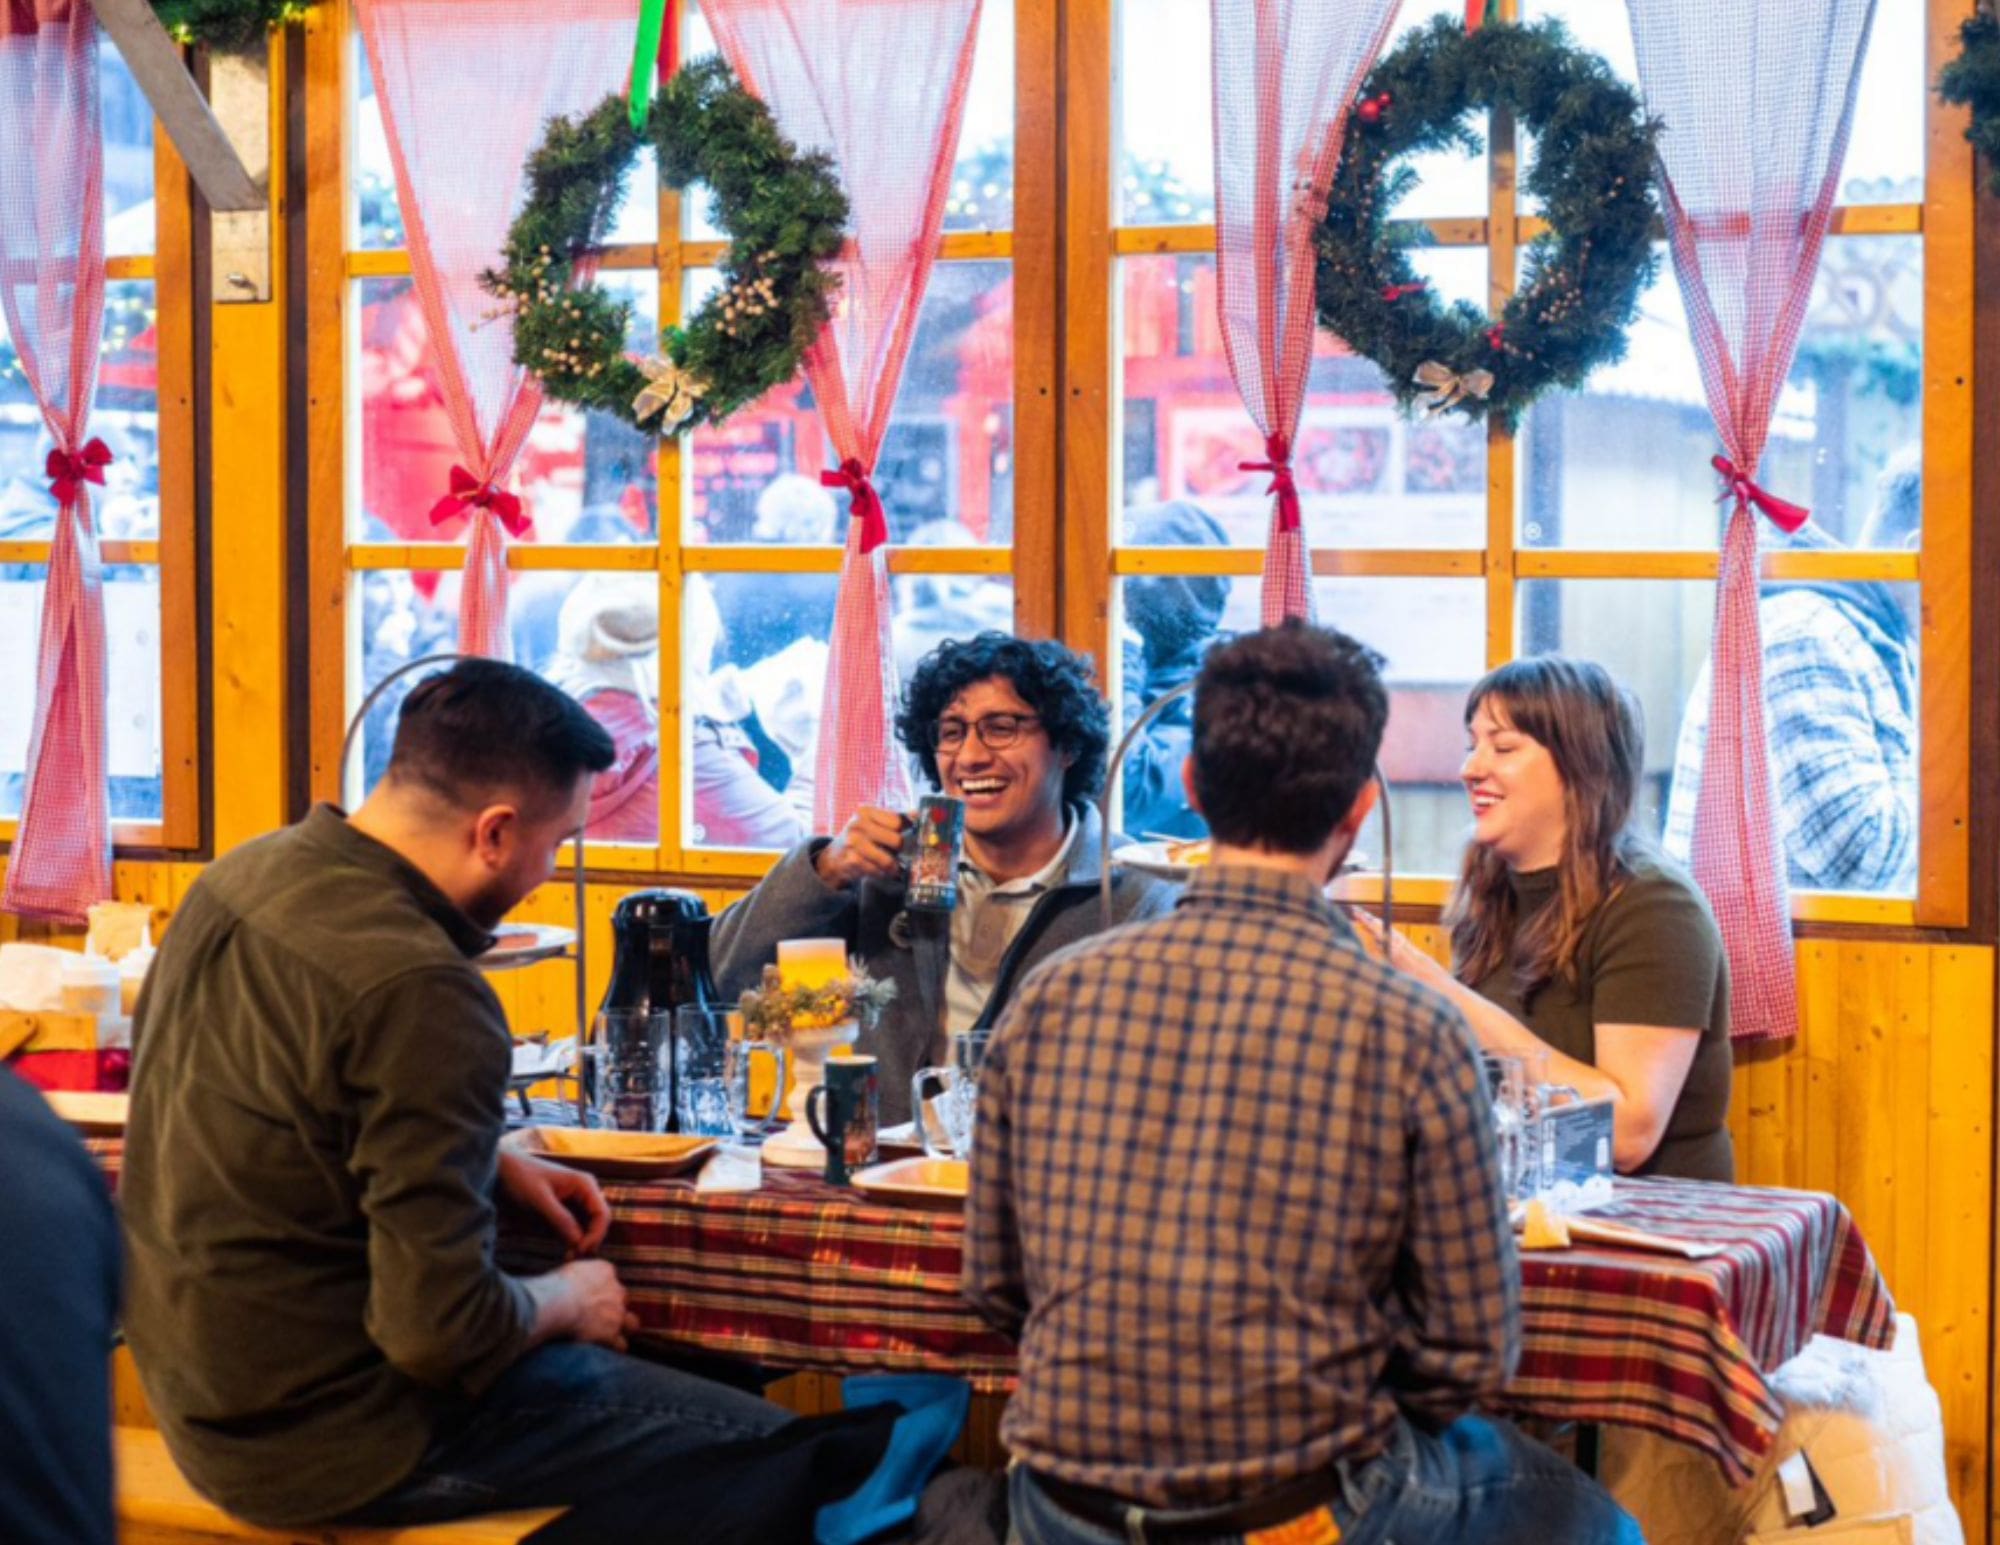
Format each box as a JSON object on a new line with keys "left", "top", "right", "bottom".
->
{"left": 762, "top": 1017, "right": 859, "bottom": 1167}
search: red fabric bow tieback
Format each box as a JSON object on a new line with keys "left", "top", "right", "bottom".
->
{"left": 46, "top": 439, "right": 112, "bottom": 506}
{"left": 1240, "top": 434, "right": 1302, "bottom": 534}
{"left": 820, "top": 458, "right": 890, "bottom": 555}
{"left": 429, "top": 465, "right": 529, "bottom": 537}
{"left": 1711, "top": 454, "right": 1809, "bottom": 534}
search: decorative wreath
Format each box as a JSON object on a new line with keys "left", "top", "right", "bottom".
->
{"left": 1938, "top": 10, "right": 2000, "bottom": 194}
{"left": 484, "top": 56, "right": 849, "bottom": 439}
{"left": 153, "top": 0, "right": 315, "bottom": 48}
{"left": 1314, "top": 16, "right": 1659, "bottom": 428}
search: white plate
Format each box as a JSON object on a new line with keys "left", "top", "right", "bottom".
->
{"left": 851, "top": 1155, "right": 968, "bottom": 1210}
{"left": 1112, "top": 840, "right": 1209, "bottom": 880}
{"left": 477, "top": 924, "right": 575, "bottom": 972}
{"left": 1113, "top": 842, "right": 1373, "bottom": 882}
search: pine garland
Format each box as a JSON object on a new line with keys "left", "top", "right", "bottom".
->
{"left": 1938, "top": 11, "right": 2000, "bottom": 195}
{"left": 151, "top": 0, "right": 314, "bottom": 48}
{"left": 483, "top": 57, "right": 848, "bottom": 438}
{"left": 1314, "top": 17, "right": 1660, "bottom": 429}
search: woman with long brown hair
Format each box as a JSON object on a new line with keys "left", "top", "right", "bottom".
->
{"left": 1362, "top": 656, "right": 1733, "bottom": 1181}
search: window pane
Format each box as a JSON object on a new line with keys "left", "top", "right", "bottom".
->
{"left": 682, "top": 262, "right": 1014, "bottom": 546}
{"left": 684, "top": 0, "right": 1013, "bottom": 239}
{"left": 0, "top": 281, "right": 161, "bottom": 542}
{"left": 354, "top": 274, "right": 661, "bottom": 544}
{"left": 0, "top": 565, "right": 162, "bottom": 821}
{"left": 689, "top": 571, "right": 1015, "bottom": 848}
{"left": 101, "top": 35, "right": 155, "bottom": 257}
{"left": 1524, "top": 2, "right": 1921, "bottom": 209}
{"left": 350, "top": 38, "right": 657, "bottom": 250}
{"left": 1119, "top": 251, "right": 1486, "bottom": 548}
{"left": 1115, "top": 0, "right": 1214, "bottom": 225}
{"left": 1518, "top": 577, "right": 1917, "bottom": 897}
{"left": 1117, "top": 574, "right": 1485, "bottom": 875}
{"left": 352, "top": 569, "right": 664, "bottom": 843}
{"left": 1519, "top": 236, "right": 1921, "bottom": 550}
{"left": 1115, "top": 0, "right": 1474, "bottom": 228}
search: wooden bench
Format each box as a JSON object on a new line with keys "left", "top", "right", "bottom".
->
{"left": 115, "top": 1428, "right": 561, "bottom": 1545}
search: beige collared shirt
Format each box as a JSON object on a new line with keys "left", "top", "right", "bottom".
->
{"left": 944, "top": 817, "right": 1078, "bottom": 1037}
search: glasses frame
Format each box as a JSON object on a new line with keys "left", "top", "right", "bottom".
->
{"left": 929, "top": 712, "right": 1044, "bottom": 753}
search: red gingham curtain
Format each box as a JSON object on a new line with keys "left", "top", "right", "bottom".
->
{"left": 703, "top": 0, "right": 982, "bottom": 834}
{"left": 355, "top": 0, "right": 635, "bottom": 659}
{"left": 1625, "top": 0, "right": 1878, "bottom": 1043}
{"left": 1211, "top": 0, "right": 1402, "bottom": 626}
{"left": 0, "top": 0, "right": 110, "bottom": 922}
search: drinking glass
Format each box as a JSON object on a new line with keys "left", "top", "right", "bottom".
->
{"left": 587, "top": 1008, "right": 670, "bottom": 1131}
{"left": 1482, "top": 1052, "right": 1531, "bottom": 1199}
{"left": 724, "top": 1038, "right": 789, "bottom": 1147}
{"left": 912, "top": 1030, "right": 991, "bottom": 1159}
{"left": 674, "top": 1004, "right": 739, "bottom": 1137}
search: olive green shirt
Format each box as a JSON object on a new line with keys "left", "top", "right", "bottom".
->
{"left": 121, "top": 806, "right": 535, "bottom": 1527}
{"left": 1467, "top": 853, "right": 1735, "bottom": 1183}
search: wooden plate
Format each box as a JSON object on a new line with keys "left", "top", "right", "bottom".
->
{"left": 851, "top": 1156, "right": 968, "bottom": 1211}
{"left": 43, "top": 1089, "right": 129, "bottom": 1133}
{"left": 512, "top": 1126, "right": 716, "bottom": 1179}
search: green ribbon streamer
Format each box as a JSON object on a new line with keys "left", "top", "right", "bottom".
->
{"left": 628, "top": 0, "right": 669, "bottom": 131}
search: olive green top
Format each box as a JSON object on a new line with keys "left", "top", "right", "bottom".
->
{"left": 121, "top": 806, "right": 534, "bottom": 1527}
{"left": 1465, "top": 852, "right": 1735, "bottom": 1183}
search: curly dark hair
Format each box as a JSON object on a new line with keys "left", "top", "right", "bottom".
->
{"left": 895, "top": 633, "right": 1110, "bottom": 805}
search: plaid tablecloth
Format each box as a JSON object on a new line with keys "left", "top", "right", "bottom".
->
{"left": 1508, "top": 1178, "right": 1895, "bottom": 1483}
{"left": 82, "top": 1139, "right": 1891, "bottom": 1484}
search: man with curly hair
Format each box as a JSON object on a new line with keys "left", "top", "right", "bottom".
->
{"left": 714, "top": 633, "right": 1180, "bottom": 1122}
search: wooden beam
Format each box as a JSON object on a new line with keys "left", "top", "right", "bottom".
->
{"left": 89, "top": 0, "right": 262, "bottom": 212}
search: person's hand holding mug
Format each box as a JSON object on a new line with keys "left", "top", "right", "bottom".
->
{"left": 814, "top": 806, "right": 911, "bottom": 891}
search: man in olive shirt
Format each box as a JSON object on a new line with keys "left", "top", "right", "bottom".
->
{"left": 122, "top": 661, "right": 787, "bottom": 1528}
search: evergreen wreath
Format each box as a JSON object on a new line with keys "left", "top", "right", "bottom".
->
{"left": 152, "top": 0, "right": 315, "bottom": 48}
{"left": 1938, "top": 10, "right": 2000, "bottom": 195}
{"left": 484, "top": 56, "right": 848, "bottom": 439}
{"left": 1315, "top": 16, "right": 1659, "bottom": 429}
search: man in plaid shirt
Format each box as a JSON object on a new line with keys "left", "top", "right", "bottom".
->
{"left": 1665, "top": 455, "right": 1920, "bottom": 894}
{"left": 966, "top": 624, "right": 1638, "bottom": 1545}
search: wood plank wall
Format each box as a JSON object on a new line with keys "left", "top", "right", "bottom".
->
{"left": 7, "top": 871, "right": 1991, "bottom": 1536}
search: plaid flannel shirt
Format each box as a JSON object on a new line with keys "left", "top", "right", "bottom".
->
{"left": 1665, "top": 587, "right": 1917, "bottom": 894}
{"left": 964, "top": 865, "right": 1518, "bottom": 1508}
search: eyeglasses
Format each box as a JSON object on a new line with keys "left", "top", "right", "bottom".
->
{"left": 928, "top": 713, "right": 1043, "bottom": 753}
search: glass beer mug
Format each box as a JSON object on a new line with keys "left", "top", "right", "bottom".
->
{"left": 912, "top": 1029, "right": 990, "bottom": 1159}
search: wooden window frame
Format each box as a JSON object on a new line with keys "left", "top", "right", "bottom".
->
{"left": 305, "top": 0, "right": 1057, "bottom": 883}
{"left": 0, "top": 117, "right": 201, "bottom": 855}
{"left": 1067, "top": 0, "right": 1975, "bottom": 931}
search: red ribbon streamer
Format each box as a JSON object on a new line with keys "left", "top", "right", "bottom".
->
{"left": 1711, "top": 454, "right": 1809, "bottom": 534}
{"left": 821, "top": 458, "right": 890, "bottom": 554}
{"left": 1239, "top": 433, "right": 1302, "bottom": 534}
{"left": 429, "top": 464, "right": 529, "bottom": 537}
{"left": 1465, "top": 0, "right": 1486, "bottom": 29}
{"left": 45, "top": 438, "right": 111, "bottom": 506}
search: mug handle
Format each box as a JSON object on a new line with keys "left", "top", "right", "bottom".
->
{"left": 806, "top": 1082, "right": 834, "bottom": 1149}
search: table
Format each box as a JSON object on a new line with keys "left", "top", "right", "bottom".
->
{"left": 86, "top": 1137, "right": 1893, "bottom": 1486}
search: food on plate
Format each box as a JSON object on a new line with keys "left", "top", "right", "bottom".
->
{"left": 1164, "top": 837, "right": 1211, "bottom": 868}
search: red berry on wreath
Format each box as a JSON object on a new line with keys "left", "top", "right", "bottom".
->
{"left": 1486, "top": 323, "right": 1507, "bottom": 350}
{"left": 1358, "top": 97, "right": 1383, "bottom": 125}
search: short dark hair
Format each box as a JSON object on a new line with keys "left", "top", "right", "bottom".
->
{"left": 386, "top": 659, "right": 615, "bottom": 813}
{"left": 895, "top": 633, "right": 1110, "bottom": 804}
{"left": 1191, "top": 622, "right": 1388, "bottom": 854}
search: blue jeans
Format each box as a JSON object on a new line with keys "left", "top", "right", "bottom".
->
{"left": 1009, "top": 1415, "right": 1641, "bottom": 1545}
{"left": 342, "top": 1342, "right": 791, "bottom": 1525}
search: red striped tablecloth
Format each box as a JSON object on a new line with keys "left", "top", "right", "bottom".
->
{"left": 85, "top": 1139, "right": 1891, "bottom": 1485}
